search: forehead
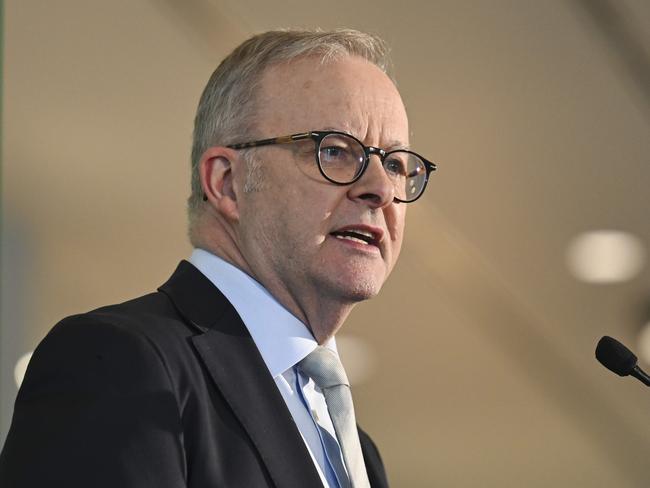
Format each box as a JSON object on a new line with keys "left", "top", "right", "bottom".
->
{"left": 254, "top": 55, "right": 409, "bottom": 146}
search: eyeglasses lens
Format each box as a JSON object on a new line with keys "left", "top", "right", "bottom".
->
{"left": 318, "top": 133, "right": 365, "bottom": 183}
{"left": 317, "top": 133, "right": 427, "bottom": 202}
{"left": 385, "top": 152, "right": 427, "bottom": 201}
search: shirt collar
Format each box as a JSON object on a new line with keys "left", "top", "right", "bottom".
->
{"left": 188, "top": 248, "right": 337, "bottom": 378}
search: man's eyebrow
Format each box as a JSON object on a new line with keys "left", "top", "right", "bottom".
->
{"left": 385, "top": 140, "right": 410, "bottom": 151}
{"left": 320, "top": 127, "right": 410, "bottom": 150}
{"left": 322, "top": 125, "right": 353, "bottom": 135}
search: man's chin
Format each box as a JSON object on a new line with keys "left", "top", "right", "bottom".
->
{"left": 335, "top": 278, "right": 384, "bottom": 303}
{"left": 314, "top": 262, "right": 388, "bottom": 303}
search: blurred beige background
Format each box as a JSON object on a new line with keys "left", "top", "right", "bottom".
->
{"left": 2, "top": 0, "right": 650, "bottom": 486}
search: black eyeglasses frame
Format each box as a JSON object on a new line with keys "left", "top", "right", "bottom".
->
{"left": 227, "top": 130, "right": 437, "bottom": 203}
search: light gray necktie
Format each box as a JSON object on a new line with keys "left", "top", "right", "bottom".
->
{"left": 299, "top": 346, "right": 371, "bottom": 488}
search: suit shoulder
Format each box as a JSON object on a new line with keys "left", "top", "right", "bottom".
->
{"left": 31, "top": 290, "right": 197, "bottom": 392}
{"left": 88, "top": 290, "right": 181, "bottom": 328}
{"left": 2, "top": 296, "right": 188, "bottom": 487}
{"left": 69, "top": 290, "right": 194, "bottom": 344}
{"left": 26, "top": 305, "right": 178, "bottom": 397}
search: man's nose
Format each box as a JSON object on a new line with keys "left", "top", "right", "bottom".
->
{"left": 347, "top": 156, "right": 396, "bottom": 208}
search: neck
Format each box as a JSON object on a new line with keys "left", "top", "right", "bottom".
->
{"left": 249, "top": 271, "right": 355, "bottom": 344}
{"left": 193, "top": 219, "right": 353, "bottom": 344}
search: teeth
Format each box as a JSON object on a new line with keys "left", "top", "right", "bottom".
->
{"left": 351, "top": 229, "right": 373, "bottom": 238}
{"left": 335, "top": 234, "right": 369, "bottom": 245}
{"left": 340, "top": 228, "right": 374, "bottom": 239}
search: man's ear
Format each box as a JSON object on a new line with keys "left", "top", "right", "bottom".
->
{"left": 199, "top": 146, "right": 241, "bottom": 222}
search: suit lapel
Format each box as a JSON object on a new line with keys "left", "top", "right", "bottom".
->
{"left": 159, "top": 261, "right": 323, "bottom": 488}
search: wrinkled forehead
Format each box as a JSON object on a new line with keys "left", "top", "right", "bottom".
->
{"left": 252, "top": 55, "right": 409, "bottom": 146}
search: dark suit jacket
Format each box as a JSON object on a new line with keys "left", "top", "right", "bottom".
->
{"left": 0, "top": 261, "right": 389, "bottom": 488}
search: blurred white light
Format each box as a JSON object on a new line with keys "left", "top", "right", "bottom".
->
{"left": 566, "top": 230, "right": 645, "bottom": 283}
{"left": 336, "top": 335, "right": 376, "bottom": 386}
{"left": 14, "top": 351, "right": 33, "bottom": 388}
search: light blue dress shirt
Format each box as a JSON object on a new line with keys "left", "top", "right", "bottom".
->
{"left": 189, "top": 248, "right": 349, "bottom": 488}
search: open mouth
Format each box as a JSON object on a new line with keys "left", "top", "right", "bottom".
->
{"left": 330, "top": 228, "right": 380, "bottom": 247}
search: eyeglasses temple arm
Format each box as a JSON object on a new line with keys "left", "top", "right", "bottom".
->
{"left": 228, "top": 132, "right": 313, "bottom": 150}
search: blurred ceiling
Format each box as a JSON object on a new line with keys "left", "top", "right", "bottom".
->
{"left": 2, "top": 0, "right": 649, "bottom": 486}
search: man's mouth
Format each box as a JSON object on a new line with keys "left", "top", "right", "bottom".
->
{"left": 329, "top": 226, "right": 381, "bottom": 247}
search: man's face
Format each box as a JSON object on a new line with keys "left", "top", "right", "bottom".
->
{"left": 234, "top": 55, "right": 409, "bottom": 312}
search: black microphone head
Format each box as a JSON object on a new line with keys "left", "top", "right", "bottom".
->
{"left": 596, "top": 336, "right": 638, "bottom": 376}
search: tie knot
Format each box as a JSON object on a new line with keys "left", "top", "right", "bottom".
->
{"left": 299, "top": 346, "right": 349, "bottom": 389}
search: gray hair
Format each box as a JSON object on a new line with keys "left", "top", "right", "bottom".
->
{"left": 187, "top": 28, "right": 394, "bottom": 237}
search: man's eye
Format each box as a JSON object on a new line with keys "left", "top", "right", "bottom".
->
{"left": 384, "top": 157, "right": 406, "bottom": 176}
{"left": 322, "top": 146, "right": 348, "bottom": 159}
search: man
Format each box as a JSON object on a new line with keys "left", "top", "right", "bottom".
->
{"left": 0, "top": 29, "right": 435, "bottom": 487}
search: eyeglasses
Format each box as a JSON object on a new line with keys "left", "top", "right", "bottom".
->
{"left": 228, "top": 130, "right": 437, "bottom": 203}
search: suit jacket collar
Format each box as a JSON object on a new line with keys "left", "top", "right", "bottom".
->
{"left": 158, "top": 260, "right": 229, "bottom": 333}
{"left": 187, "top": 248, "right": 327, "bottom": 380}
{"left": 158, "top": 261, "right": 324, "bottom": 488}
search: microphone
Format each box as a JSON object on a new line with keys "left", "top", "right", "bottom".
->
{"left": 595, "top": 336, "right": 650, "bottom": 387}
